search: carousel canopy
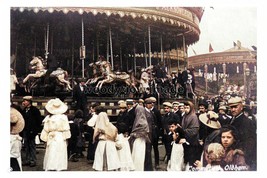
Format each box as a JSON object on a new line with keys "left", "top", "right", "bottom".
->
{"left": 11, "top": 7, "right": 203, "bottom": 76}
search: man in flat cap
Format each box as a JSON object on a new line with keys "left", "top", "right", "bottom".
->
{"left": 21, "top": 96, "right": 43, "bottom": 167}
{"left": 228, "top": 96, "right": 257, "bottom": 170}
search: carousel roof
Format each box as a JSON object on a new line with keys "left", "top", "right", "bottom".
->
{"left": 11, "top": 7, "right": 203, "bottom": 55}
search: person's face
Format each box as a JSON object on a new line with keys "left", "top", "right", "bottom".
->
{"left": 198, "top": 105, "right": 206, "bottom": 114}
{"left": 90, "top": 107, "right": 95, "bottom": 113}
{"left": 120, "top": 107, "right": 126, "bottom": 112}
{"left": 168, "top": 124, "right": 177, "bottom": 132}
{"left": 22, "top": 100, "right": 30, "bottom": 108}
{"left": 229, "top": 103, "right": 243, "bottom": 117}
{"left": 184, "top": 105, "right": 191, "bottom": 114}
{"left": 146, "top": 103, "right": 153, "bottom": 109}
{"left": 164, "top": 106, "right": 171, "bottom": 113}
{"left": 173, "top": 105, "right": 178, "bottom": 112}
{"left": 221, "top": 131, "right": 235, "bottom": 149}
{"left": 179, "top": 106, "right": 185, "bottom": 113}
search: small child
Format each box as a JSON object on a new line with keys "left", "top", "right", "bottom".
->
{"left": 167, "top": 120, "right": 186, "bottom": 171}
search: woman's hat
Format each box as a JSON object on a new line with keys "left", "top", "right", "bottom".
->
{"left": 10, "top": 107, "right": 25, "bottom": 134}
{"left": 199, "top": 111, "right": 221, "bottom": 129}
{"left": 45, "top": 98, "right": 68, "bottom": 115}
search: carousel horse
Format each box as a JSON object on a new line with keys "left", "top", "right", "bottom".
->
{"left": 85, "top": 62, "right": 104, "bottom": 85}
{"left": 95, "top": 60, "right": 138, "bottom": 92}
{"left": 139, "top": 65, "right": 153, "bottom": 95}
{"left": 50, "top": 67, "right": 72, "bottom": 91}
{"left": 23, "top": 56, "right": 47, "bottom": 84}
{"left": 22, "top": 56, "right": 48, "bottom": 93}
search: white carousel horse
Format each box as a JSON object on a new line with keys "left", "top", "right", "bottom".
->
{"left": 95, "top": 60, "right": 138, "bottom": 91}
{"left": 85, "top": 62, "right": 104, "bottom": 85}
{"left": 50, "top": 67, "right": 72, "bottom": 91}
{"left": 139, "top": 65, "right": 153, "bottom": 94}
{"left": 23, "top": 56, "right": 47, "bottom": 84}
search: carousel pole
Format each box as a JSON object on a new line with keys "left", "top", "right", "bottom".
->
{"left": 44, "top": 23, "right": 49, "bottom": 63}
{"left": 134, "top": 43, "right": 136, "bottom": 75}
{"left": 148, "top": 25, "right": 151, "bottom": 66}
{"left": 160, "top": 34, "right": 163, "bottom": 62}
{"left": 80, "top": 17, "right": 85, "bottom": 78}
{"left": 106, "top": 32, "right": 109, "bottom": 62}
{"left": 109, "top": 26, "right": 114, "bottom": 70}
{"left": 176, "top": 41, "right": 180, "bottom": 70}
{"left": 120, "top": 46, "right": 123, "bottom": 69}
{"left": 92, "top": 41, "right": 95, "bottom": 62}
{"left": 144, "top": 36, "right": 148, "bottom": 67}
{"left": 183, "top": 35, "right": 187, "bottom": 69}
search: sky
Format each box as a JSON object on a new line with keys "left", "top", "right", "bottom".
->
{"left": 188, "top": 6, "right": 257, "bottom": 56}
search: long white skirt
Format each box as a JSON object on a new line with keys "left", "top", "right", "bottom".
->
{"left": 93, "top": 140, "right": 121, "bottom": 171}
{"left": 131, "top": 137, "right": 146, "bottom": 171}
{"left": 167, "top": 143, "right": 184, "bottom": 171}
{"left": 116, "top": 134, "right": 135, "bottom": 171}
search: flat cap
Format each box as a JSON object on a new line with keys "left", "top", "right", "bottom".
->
{"left": 144, "top": 98, "right": 153, "bottom": 104}
{"left": 163, "top": 102, "right": 172, "bottom": 108}
{"left": 23, "top": 96, "right": 33, "bottom": 101}
{"left": 228, "top": 97, "right": 243, "bottom": 107}
{"left": 149, "top": 97, "right": 157, "bottom": 103}
{"left": 126, "top": 99, "right": 134, "bottom": 105}
{"left": 172, "top": 101, "right": 180, "bottom": 106}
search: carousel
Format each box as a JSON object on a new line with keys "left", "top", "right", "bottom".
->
{"left": 187, "top": 40, "right": 257, "bottom": 98}
{"left": 10, "top": 7, "right": 204, "bottom": 117}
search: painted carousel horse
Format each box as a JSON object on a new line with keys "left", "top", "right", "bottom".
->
{"left": 85, "top": 62, "right": 104, "bottom": 85}
{"left": 50, "top": 67, "right": 72, "bottom": 91}
{"left": 139, "top": 65, "right": 153, "bottom": 95}
{"left": 23, "top": 56, "right": 47, "bottom": 84}
{"left": 22, "top": 56, "right": 48, "bottom": 92}
{"left": 95, "top": 60, "right": 138, "bottom": 92}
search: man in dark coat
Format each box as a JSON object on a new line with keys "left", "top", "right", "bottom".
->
{"left": 73, "top": 78, "right": 88, "bottom": 119}
{"left": 161, "top": 101, "right": 180, "bottom": 163}
{"left": 228, "top": 97, "right": 257, "bottom": 171}
{"left": 21, "top": 96, "right": 43, "bottom": 167}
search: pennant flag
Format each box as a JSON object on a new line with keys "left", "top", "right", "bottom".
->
{"left": 192, "top": 48, "right": 197, "bottom": 55}
{"left": 209, "top": 43, "right": 214, "bottom": 52}
{"left": 251, "top": 45, "right": 257, "bottom": 51}
{"left": 233, "top": 41, "right": 237, "bottom": 47}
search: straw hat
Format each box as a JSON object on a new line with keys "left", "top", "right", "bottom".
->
{"left": 199, "top": 111, "right": 221, "bottom": 129}
{"left": 218, "top": 105, "right": 227, "bottom": 111}
{"left": 10, "top": 107, "right": 25, "bottom": 134}
{"left": 45, "top": 98, "right": 68, "bottom": 115}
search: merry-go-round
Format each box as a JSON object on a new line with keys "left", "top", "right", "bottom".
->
{"left": 10, "top": 7, "right": 204, "bottom": 119}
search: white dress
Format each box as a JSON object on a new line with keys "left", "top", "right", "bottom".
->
{"left": 167, "top": 142, "right": 184, "bottom": 171}
{"left": 116, "top": 133, "right": 135, "bottom": 171}
{"left": 40, "top": 114, "right": 71, "bottom": 171}
{"left": 131, "top": 137, "right": 146, "bottom": 171}
{"left": 10, "top": 134, "right": 23, "bottom": 171}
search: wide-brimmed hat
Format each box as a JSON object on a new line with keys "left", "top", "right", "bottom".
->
{"left": 10, "top": 107, "right": 25, "bottom": 134}
{"left": 163, "top": 102, "right": 172, "bottom": 108}
{"left": 228, "top": 97, "right": 243, "bottom": 107}
{"left": 45, "top": 98, "right": 68, "bottom": 115}
{"left": 199, "top": 111, "right": 221, "bottom": 129}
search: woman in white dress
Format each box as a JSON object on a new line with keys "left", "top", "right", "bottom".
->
{"left": 10, "top": 107, "right": 25, "bottom": 171}
{"left": 40, "top": 98, "right": 71, "bottom": 171}
{"left": 92, "top": 112, "right": 121, "bottom": 171}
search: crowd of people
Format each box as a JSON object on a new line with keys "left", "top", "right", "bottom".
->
{"left": 10, "top": 89, "right": 257, "bottom": 171}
